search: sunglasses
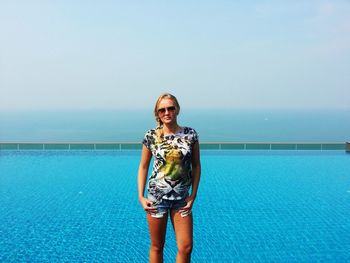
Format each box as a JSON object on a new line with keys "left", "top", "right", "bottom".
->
{"left": 157, "top": 106, "right": 176, "bottom": 114}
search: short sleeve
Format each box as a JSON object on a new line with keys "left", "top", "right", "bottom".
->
{"left": 191, "top": 128, "right": 199, "bottom": 144}
{"left": 184, "top": 127, "right": 198, "bottom": 145}
{"left": 142, "top": 130, "right": 153, "bottom": 150}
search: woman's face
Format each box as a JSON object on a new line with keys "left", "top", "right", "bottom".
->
{"left": 157, "top": 98, "right": 178, "bottom": 125}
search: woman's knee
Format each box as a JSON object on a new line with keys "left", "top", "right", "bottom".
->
{"left": 178, "top": 242, "right": 193, "bottom": 255}
{"left": 150, "top": 242, "right": 165, "bottom": 253}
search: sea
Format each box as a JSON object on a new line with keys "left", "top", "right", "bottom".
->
{"left": 0, "top": 109, "right": 349, "bottom": 143}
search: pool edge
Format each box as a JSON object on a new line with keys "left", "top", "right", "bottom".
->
{"left": 0, "top": 142, "right": 347, "bottom": 151}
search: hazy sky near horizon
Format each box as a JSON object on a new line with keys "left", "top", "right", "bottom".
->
{"left": 1, "top": 1, "right": 349, "bottom": 110}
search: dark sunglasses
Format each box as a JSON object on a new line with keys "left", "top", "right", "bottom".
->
{"left": 157, "top": 106, "right": 176, "bottom": 114}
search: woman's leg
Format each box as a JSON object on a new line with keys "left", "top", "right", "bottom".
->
{"left": 147, "top": 213, "right": 168, "bottom": 263}
{"left": 170, "top": 210, "right": 193, "bottom": 263}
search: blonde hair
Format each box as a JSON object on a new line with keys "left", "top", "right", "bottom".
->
{"left": 154, "top": 93, "right": 181, "bottom": 126}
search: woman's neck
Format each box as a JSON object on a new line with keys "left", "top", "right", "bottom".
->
{"left": 162, "top": 123, "right": 181, "bottom": 135}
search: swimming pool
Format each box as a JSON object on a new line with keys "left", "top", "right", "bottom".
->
{"left": 1, "top": 150, "right": 349, "bottom": 262}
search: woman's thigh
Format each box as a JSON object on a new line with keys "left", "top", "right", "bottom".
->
{"left": 147, "top": 213, "right": 169, "bottom": 246}
{"left": 170, "top": 210, "right": 193, "bottom": 247}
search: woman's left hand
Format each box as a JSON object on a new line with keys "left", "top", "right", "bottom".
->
{"left": 178, "top": 195, "right": 195, "bottom": 214}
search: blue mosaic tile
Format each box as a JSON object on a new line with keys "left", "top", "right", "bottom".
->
{"left": 0, "top": 150, "right": 349, "bottom": 262}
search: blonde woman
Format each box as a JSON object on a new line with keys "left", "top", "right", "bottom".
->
{"left": 138, "top": 93, "right": 201, "bottom": 263}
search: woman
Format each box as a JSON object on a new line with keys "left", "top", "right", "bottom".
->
{"left": 138, "top": 93, "right": 201, "bottom": 263}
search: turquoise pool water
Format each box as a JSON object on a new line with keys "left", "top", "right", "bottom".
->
{"left": 1, "top": 150, "right": 350, "bottom": 262}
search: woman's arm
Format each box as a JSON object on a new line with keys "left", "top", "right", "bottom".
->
{"left": 180, "top": 141, "right": 201, "bottom": 213}
{"left": 138, "top": 145, "right": 157, "bottom": 212}
{"left": 190, "top": 141, "right": 201, "bottom": 199}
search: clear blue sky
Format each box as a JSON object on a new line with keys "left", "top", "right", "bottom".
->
{"left": 1, "top": 1, "right": 349, "bottom": 110}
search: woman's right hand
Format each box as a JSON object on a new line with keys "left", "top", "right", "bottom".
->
{"left": 139, "top": 197, "right": 158, "bottom": 213}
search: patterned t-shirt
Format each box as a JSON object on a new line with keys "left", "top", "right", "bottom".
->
{"left": 142, "top": 126, "right": 199, "bottom": 204}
